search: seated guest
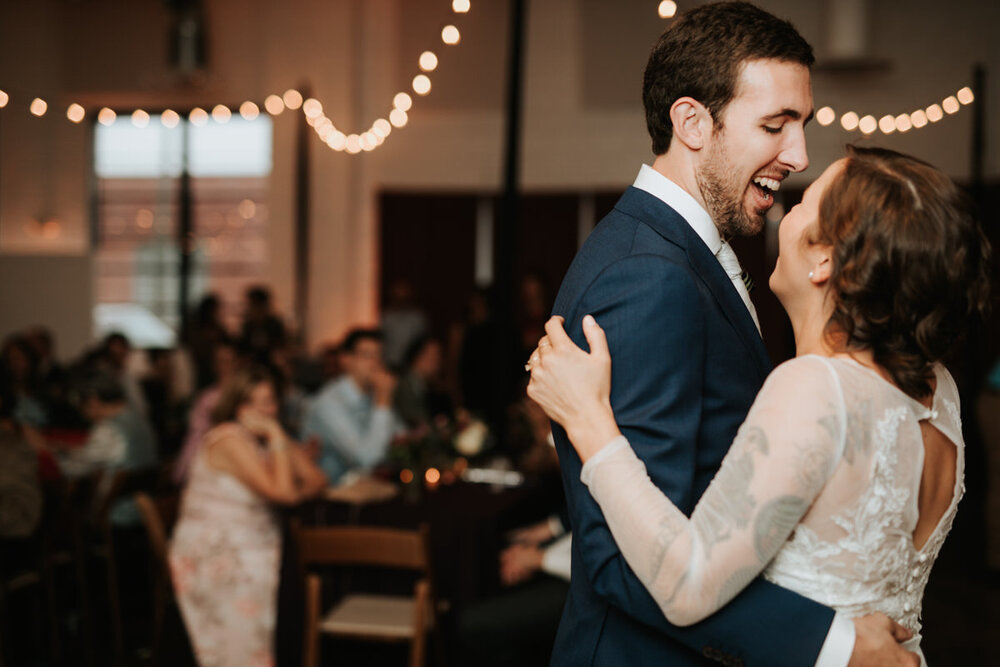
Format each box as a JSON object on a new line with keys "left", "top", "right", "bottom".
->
{"left": 173, "top": 339, "right": 240, "bottom": 484}
{"left": 456, "top": 515, "right": 571, "bottom": 667}
{"left": 169, "top": 366, "right": 326, "bottom": 667}
{"left": 0, "top": 389, "right": 42, "bottom": 540}
{"left": 394, "top": 335, "right": 451, "bottom": 428}
{"left": 0, "top": 335, "right": 48, "bottom": 428}
{"left": 55, "top": 370, "right": 158, "bottom": 525}
{"left": 301, "top": 328, "right": 399, "bottom": 484}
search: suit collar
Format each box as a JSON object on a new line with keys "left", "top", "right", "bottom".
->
{"left": 615, "top": 187, "right": 772, "bottom": 379}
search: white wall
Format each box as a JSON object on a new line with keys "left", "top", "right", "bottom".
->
{"left": 1, "top": 0, "right": 997, "bottom": 357}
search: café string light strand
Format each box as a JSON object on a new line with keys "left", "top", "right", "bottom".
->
{"left": 0, "top": 0, "right": 473, "bottom": 155}
{"left": 815, "top": 86, "right": 975, "bottom": 135}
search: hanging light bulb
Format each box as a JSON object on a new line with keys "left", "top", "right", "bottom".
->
{"left": 840, "top": 111, "right": 859, "bottom": 131}
{"left": 419, "top": 51, "right": 439, "bottom": 72}
{"left": 66, "top": 103, "right": 86, "bottom": 123}
{"left": 283, "top": 89, "right": 303, "bottom": 110}
{"left": 452, "top": 0, "right": 470, "bottom": 12}
{"left": 240, "top": 101, "right": 260, "bottom": 120}
{"left": 393, "top": 92, "right": 413, "bottom": 111}
{"left": 816, "top": 106, "right": 835, "bottom": 126}
{"left": 131, "top": 109, "right": 150, "bottom": 128}
{"left": 264, "top": 95, "right": 284, "bottom": 115}
{"left": 189, "top": 107, "right": 209, "bottom": 126}
{"left": 161, "top": 109, "right": 181, "bottom": 128}
{"left": 212, "top": 104, "right": 232, "bottom": 123}
{"left": 413, "top": 75, "right": 432, "bottom": 95}
{"left": 29, "top": 98, "right": 48, "bottom": 117}
{"left": 441, "top": 25, "right": 461, "bottom": 44}
{"left": 98, "top": 107, "right": 117, "bottom": 126}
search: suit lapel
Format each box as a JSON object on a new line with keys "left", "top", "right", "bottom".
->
{"left": 616, "top": 187, "right": 772, "bottom": 380}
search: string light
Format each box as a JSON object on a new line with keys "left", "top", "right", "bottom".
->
{"left": 1, "top": 0, "right": 469, "bottom": 155}
{"left": 211, "top": 104, "right": 232, "bottom": 123}
{"left": 131, "top": 109, "right": 150, "bottom": 128}
{"left": 389, "top": 108, "right": 408, "bottom": 127}
{"left": 239, "top": 101, "right": 260, "bottom": 120}
{"left": 189, "top": 107, "right": 209, "bottom": 126}
{"left": 97, "top": 107, "right": 116, "bottom": 126}
{"left": 393, "top": 92, "right": 413, "bottom": 111}
{"left": 816, "top": 106, "right": 835, "bottom": 126}
{"left": 658, "top": 1, "right": 677, "bottom": 18}
{"left": 66, "top": 103, "right": 85, "bottom": 123}
{"left": 840, "top": 111, "right": 859, "bottom": 131}
{"left": 161, "top": 109, "right": 181, "bottom": 128}
{"left": 413, "top": 74, "right": 432, "bottom": 95}
{"left": 264, "top": 95, "right": 284, "bottom": 115}
{"left": 282, "top": 89, "right": 303, "bottom": 110}
{"left": 419, "top": 51, "right": 439, "bottom": 72}
{"left": 825, "top": 85, "right": 974, "bottom": 136}
{"left": 442, "top": 25, "right": 461, "bottom": 44}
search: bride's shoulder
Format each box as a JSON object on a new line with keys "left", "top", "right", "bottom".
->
{"left": 768, "top": 354, "right": 840, "bottom": 384}
{"left": 757, "top": 355, "right": 843, "bottom": 405}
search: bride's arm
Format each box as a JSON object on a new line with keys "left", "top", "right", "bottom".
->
{"left": 527, "top": 316, "right": 845, "bottom": 626}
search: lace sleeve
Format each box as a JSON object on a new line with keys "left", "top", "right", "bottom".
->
{"left": 581, "top": 355, "right": 845, "bottom": 626}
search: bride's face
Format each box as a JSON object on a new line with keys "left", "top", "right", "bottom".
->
{"left": 769, "top": 159, "right": 845, "bottom": 308}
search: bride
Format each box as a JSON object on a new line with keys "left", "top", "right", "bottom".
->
{"left": 526, "top": 146, "right": 990, "bottom": 665}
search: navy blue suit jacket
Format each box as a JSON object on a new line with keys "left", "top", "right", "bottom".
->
{"left": 549, "top": 187, "right": 835, "bottom": 666}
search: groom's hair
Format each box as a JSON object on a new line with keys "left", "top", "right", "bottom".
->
{"left": 643, "top": 2, "right": 814, "bottom": 155}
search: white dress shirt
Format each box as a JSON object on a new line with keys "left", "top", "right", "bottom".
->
{"left": 630, "top": 164, "right": 855, "bottom": 667}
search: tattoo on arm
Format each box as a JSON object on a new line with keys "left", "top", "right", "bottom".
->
{"left": 693, "top": 426, "right": 768, "bottom": 559}
{"left": 753, "top": 495, "right": 809, "bottom": 562}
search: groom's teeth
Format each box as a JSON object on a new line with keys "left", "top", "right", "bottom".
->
{"left": 753, "top": 176, "right": 781, "bottom": 192}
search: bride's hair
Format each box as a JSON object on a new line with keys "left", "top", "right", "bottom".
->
{"left": 817, "top": 145, "right": 991, "bottom": 398}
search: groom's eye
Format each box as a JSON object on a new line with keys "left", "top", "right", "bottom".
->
{"left": 763, "top": 125, "right": 783, "bottom": 134}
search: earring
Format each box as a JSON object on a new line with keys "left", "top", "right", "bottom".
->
{"left": 808, "top": 271, "right": 815, "bottom": 279}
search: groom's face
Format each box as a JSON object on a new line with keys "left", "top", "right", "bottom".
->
{"left": 697, "top": 59, "right": 813, "bottom": 239}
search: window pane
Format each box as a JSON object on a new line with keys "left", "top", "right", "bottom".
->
{"left": 94, "top": 117, "right": 184, "bottom": 178}
{"left": 189, "top": 117, "right": 272, "bottom": 177}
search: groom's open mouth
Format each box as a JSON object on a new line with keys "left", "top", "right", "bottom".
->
{"left": 750, "top": 176, "right": 781, "bottom": 210}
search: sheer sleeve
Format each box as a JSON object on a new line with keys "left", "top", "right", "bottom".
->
{"left": 580, "top": 355, "right": 846, "bottom": 626}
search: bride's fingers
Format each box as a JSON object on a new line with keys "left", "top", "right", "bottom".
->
{"left": 544, "top": 316, "right": 573, "bottom": 348}
{"left": 581, "top": 315, "right": 609, "bottom": 361}
{"left": 888, "top": 618, "right": 912, "bottom": 642}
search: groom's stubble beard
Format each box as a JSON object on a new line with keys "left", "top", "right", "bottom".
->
{"left": 696, "top": 128, "right": 766, "bottom": 240}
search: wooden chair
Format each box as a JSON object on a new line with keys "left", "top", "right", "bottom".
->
{"left": 132, "top": 491, "right": 179, "bottom": 666}
{"left": 294, "top": 523, "right": 441, "bottom": 667}
{"left": 88, "top": 466, "right": 161, "bottom": 664}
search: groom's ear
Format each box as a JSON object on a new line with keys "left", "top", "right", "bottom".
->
{"left": 669, "top": 97, "right": 712, "bottom": 151}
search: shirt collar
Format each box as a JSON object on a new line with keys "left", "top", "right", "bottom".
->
{"left": 632, "top": 164, "right": 722, "bottom": 255}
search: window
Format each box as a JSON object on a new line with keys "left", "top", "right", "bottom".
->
{"left": 93, "top": 114, "right": 272, "bottom": 345}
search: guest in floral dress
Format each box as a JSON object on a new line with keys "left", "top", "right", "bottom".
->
{"left": 169, "top": 366, "right": 327, "bottom": 667}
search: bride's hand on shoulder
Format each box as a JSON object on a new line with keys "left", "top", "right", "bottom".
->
{"left": 526, "top": 315, "right": 620, "bottom": 461}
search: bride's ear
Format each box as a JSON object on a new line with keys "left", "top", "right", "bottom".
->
{"left": 809, "top": 251, "right": 833, "bottom": 285}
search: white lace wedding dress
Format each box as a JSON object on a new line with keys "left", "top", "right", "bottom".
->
{"left": 581, "top": 355, "right": 963, "bottom": 666}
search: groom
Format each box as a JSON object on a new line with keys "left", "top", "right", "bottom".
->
{"left": 549, "top": 3, "right": 917, "bottom": 666}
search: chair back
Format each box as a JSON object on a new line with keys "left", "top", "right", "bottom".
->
{"left": 295, "top": 524, "right": 431, "bottom": 573}
{"left": 133, "top": 493, "right": 177, "bottom": 576}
